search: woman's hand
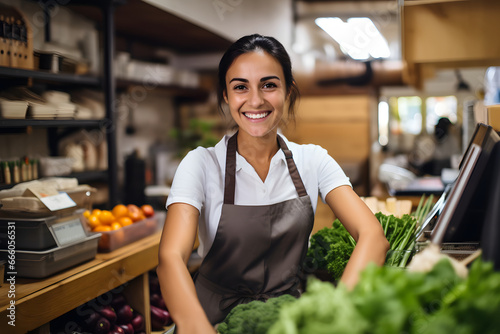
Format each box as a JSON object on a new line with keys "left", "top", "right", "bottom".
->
{"left": 325, "top": 185, "right": 390, "bottom": 289}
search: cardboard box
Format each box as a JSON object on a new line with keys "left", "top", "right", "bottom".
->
{"left": 487, "top": 104, "right": 500, "bottom": 132}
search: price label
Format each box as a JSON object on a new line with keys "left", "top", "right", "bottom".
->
{"left": 50, "top": 218, "right": 87, "bottom": 246}
{"left": 40, "top": 192, "right": 77, "bottom": 211}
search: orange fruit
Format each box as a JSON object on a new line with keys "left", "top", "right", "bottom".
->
{"left": 91, "top": 209, "right": 102, "bottom": 218}
{"left": 99, "top": 210, "right": 116, "bottom": 225}
{"left": 112, "top": 204, "right": 129, "bottom": 218}
{"left": 118, "top": 216, "right": 133, "bottom": 227}
{"left": 87, "top": 214, "right": 101, "bottom": 229}
{"left": 110, "top": 222, "right": 122, "bottom": 230}
{"left": 83, "top": 210, "right": 91, "bottom": 219}
{"left": 93, "top": 225, "right": 112, "bottom": 232}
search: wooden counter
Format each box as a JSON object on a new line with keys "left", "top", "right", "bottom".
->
{"left": 0, "top": 232, "right": 162, "bottom": 334}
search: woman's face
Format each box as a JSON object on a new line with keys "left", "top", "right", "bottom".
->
{"left": 224, "top": 50, "right": 287, "bottom": 139}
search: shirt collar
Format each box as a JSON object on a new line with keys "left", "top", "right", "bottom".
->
{"left": 216, "top": 132, "right": 290, "bottom": 172}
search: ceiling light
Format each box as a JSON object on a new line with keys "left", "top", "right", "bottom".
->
{"left": 315, "top": 17, "right": 391, "bottom": 60}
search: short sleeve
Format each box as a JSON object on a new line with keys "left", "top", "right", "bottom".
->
{"left": 165, "top": 147, "right": 207, "bottom": 213}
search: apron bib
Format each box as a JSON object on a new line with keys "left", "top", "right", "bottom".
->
{"left": 194, "top": 132, "right": 314, "bottom": 325}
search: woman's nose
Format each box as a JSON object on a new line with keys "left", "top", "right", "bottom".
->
{"left": 248, "top": 89, "right": 264, "bottom": 108}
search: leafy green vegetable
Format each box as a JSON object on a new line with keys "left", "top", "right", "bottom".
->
{"left": 305, "top": 219, "right": 354, "bottom": 272}
{"left": 377, "top": 213, "right": 418, "bottom": 267}
{"left": 268, "top": 278, "right": 369, "bottom": 334}
{"left": 306, "top": 211, "right": 419, "bottom": 280}
{"left": 217, "top": 294, "right": 296, "bottom": 334}
{"left": 325, "top": 241, "right": 355, "bottom": 281}
{"left": 270, "top": 258, "right": 500, "bottom": 334}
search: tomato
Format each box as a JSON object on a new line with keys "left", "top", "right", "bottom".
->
{"left": 140, "top": 204, "right": 155, "bottom": 217}
{"left": 127, "top": 204, "right": 143, "bottom": 222}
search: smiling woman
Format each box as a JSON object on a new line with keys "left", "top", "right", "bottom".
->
{"left": 224, "top": 51, "right": 286, "bottom": 140}
{"left": 156, "top": 34, "right": 389, "bottom": 334}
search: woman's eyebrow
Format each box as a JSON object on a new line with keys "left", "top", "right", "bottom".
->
{"left": 229, "top": 76, "right": 281, "bottom": 84}
{"left": 229, "top": 77, "right": 248, "bottom": 83}
{"left": 260, "top": 76, "right": 280, "bottom": 82}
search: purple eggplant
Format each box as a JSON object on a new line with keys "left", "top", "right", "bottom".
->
{"left": 98, "top": 305, "right": 117, "bottom": 324}
{"left": 116, "top": 304, "right": 134, "bottom": 325}
{"left": 149, "top": 275, "right": 161, "bottom": 294}
{"left": 108, "top": 324, "right": 125, "bottom": 334}
{"left": 150, "top": 293, "right": 167, "bottom": 310}
{"left": 119, "top": 323, "right": 135, "bottom": 334}
{"left": 94, "top": 317, "right": 110, "bottom": 334}
{"left": 150, "top": 305, "right": 171, "bottom": 330}
{"left": 131, "top": 313, "right": 145, "bottom": 332}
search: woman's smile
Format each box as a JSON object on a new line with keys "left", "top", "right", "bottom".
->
{"left": 243, "top": 111, "right": 271, "bottom": 120}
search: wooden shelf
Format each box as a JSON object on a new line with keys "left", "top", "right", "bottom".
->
{"left": 0, "top": 232, "right": 162, "bottom": 334}
{"left": 401, "top": 0, "right": 500, "bottom": 88}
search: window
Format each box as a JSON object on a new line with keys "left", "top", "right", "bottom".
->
{"left": 378, "top": 95, "right": 458, "bottom": 151}
{"left": 425, "top": 96, "right": 457, "bottom": 134}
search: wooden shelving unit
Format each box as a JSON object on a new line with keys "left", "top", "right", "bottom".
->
{"left": 401, "top": 0, "right": 500, "bottom": 88}
{"left": 0, "top": 232, "right": 162, "bottom": 334}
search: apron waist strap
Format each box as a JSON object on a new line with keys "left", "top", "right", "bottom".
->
{"left": 195, "top": 272, "right": 300, "bottom": 312}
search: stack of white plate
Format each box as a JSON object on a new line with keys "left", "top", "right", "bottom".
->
{"left": 42, "top": 91, "right": 76, "bottom": 119}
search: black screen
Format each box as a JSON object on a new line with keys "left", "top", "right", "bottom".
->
{"left": 431, "top": 123, "right": 500, "bottom": 244}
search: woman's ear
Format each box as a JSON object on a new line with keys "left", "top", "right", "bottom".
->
{"left": 223, "top": 90, "right": 228, "bottom": 104}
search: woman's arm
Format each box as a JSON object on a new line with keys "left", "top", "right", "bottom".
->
{"left": 156, "top": 203, "right": 216, "bottom": 334}
{"left": 325, "top": 185, "right": 390, "bottom": 289}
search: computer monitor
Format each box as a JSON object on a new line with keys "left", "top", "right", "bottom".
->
{"left": 480, "top": 142, "right": 500, "bottom": 270}
{"left": 430, "top": 123, "right": 500, "bottom": 244}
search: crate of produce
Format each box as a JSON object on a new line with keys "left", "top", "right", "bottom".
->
{"left": 95, "top": 213, "right": 164, "bottom": 252}
{"left": 82, "top": 204, "right": 164, "bottom": 253}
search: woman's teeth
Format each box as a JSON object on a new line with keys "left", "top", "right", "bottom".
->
{"left": 244, "top": 112, "right": 270, "bottom": 119}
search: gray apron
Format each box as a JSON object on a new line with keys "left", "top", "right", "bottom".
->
{"left": 194, "top": 132, "right": 315, "bottom": 325}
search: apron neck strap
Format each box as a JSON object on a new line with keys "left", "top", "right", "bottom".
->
{"left": 224, "top": 132, "right": 307, "bottom": 205}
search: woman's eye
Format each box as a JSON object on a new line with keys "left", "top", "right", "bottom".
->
{"left": 263, "top": 82, "right": 277, "bottom": 89}
{"left": 233, "top": 84, "right": 247, "bottom": 90}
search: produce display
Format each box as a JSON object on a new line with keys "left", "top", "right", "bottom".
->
{"left": 149, "top": 271, "right": 173, "bottom": 330}
{"left": 82, "top": 204, "right": 155, "bottom": 232}
{"left": 217, "top": 294, "right": 297, "bottom": 334}
{"left": 269, "top": 258, "right": 500, "bottom": 334}
{"left": 50, "top": 291, "right": 146, "bottom": 334}
{"left": 306, "top": 195, "right": 434, "bottom": 280}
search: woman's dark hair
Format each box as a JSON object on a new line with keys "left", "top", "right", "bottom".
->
{"left": 217, "top": 34, "right": 300, "bottom": 121}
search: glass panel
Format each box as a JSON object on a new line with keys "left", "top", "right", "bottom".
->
{"left": 397, "top": 96, "right": 422, "bottom": 135}
{"left": 425, "top": 96, "right": 458, "bottom": 133}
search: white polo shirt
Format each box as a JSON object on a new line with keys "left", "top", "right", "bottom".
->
{"left": 166, "top": 134, "right": 351, "bottom": 257}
